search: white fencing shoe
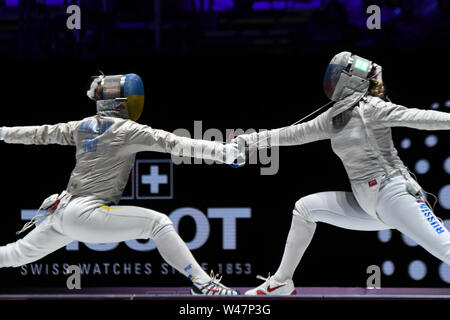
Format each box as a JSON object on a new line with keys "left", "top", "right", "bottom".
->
{"left": 245, "top": 274, "right": 296, "bottom": 296}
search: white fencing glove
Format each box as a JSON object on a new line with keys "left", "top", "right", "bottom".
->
{"left": 229, "top": 135, "right": 248, "bottom": 168}
{"left": 221, "top": 142, "right": 240, "bottom": 165}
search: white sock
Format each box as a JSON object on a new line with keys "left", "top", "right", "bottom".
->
{"left": 273, "top": 213, "right": 316, "bottom": 283}
{"left": 154, "top": 229, "right": 211, "bottom": 285}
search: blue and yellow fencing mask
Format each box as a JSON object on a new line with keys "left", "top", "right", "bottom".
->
{"left": 87, "top": 73, "right": 145, "bottom": 122}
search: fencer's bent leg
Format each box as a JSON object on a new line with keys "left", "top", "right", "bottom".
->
{"left": 302, "top": 191, "right": 391, "bottom": 231}
{"left": 61, "top": 196, "right": 211, "bottom": 283}
{"left": 273, "top": 192, "right": 390, "bottom": 283}
{"left": 61, "top": 197, "right": 173, "bottom": 243}
{"left": 0, "top": 213, "right": 73, "bottom": 268}
{"left": 376, "top": 176, "right": 450, "bottom": 265}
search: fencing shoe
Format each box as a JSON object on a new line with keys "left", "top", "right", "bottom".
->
{"left": 191, "top": 271, "right": 239, "bottom": 295}
{"left": 245, "top": 274, "right": 296, "bottom": 296}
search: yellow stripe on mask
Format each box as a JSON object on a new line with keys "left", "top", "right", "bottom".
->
{"left": 124, "top": 94, "right": 144, "bottom": 121}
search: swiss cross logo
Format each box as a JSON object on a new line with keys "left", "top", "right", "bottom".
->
{"left": 121, "top": 159, "right": 173, "bottom": 200}
{"left": 136, "top": 159, "right": 173, "bottom": 199}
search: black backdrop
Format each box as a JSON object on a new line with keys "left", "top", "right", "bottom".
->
{"left": 0, "top": 47, "right": 449, "bottom": 291}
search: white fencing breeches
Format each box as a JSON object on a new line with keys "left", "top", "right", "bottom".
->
{"left": 295, "top": 175, "right": 450, "bottom": 265}
{"left": 275, "top": 175, "right": 450, "bottom": 283}
{"left": 0, "top": 196, "right": 173, "bottom": 268}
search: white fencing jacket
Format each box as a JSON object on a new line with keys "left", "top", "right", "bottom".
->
{"left": 0, "top": 116, "right": 232, "bottom": 204}
{"left": 239, "top": 96, "right": 450, "bottom": 218}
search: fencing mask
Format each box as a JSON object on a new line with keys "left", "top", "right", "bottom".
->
{"left": 87, "top": 73, "right": 145, "bottom": 121}
{"left": 323, "top": 51, "right": 384, "bottom": 117}
{"left": 323, "top": 51, "right": 383, "bottom": 102}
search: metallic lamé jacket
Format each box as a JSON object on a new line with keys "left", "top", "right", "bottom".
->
{"left": 1, "top": 116, "right": 229, "bottom": 204}
{"left": 240, "top": 96, "right": 450, "bottom": 217}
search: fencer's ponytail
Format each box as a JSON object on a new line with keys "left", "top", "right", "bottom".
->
{"left": 368, "top": 79, "right": 386, "bottom": 99}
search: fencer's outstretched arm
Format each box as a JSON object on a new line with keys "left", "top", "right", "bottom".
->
{"left": 367, "top": 97, "right": 450, "bottom": 130}
{"left": 236, "top": 110, "right": 330, "bottom": 149}
{"left": 124, "top": 122, "right": 239, "bottom": 164}
{"left": 0, "top": 121, "right": 239, "bottom": 164}
{"left": 0, "top": 123, "right": 79, "bottom": 145}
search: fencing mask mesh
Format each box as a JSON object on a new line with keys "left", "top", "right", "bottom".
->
{"left": 323, "top": 51, "right": 376, "bottom": 102}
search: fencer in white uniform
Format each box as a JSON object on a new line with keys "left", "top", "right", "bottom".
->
{"left": 235, "top": 52, "right": 450, "bottom": 295}
{"left": 0, "top": 73, "right": 240, "bottom": 295}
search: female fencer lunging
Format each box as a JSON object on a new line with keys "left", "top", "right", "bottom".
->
{"left": 0, "top": 73, "right": 240, "bottom": 295}
{"left": 234, "top": 52, "right": 450, "bottom": 295}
